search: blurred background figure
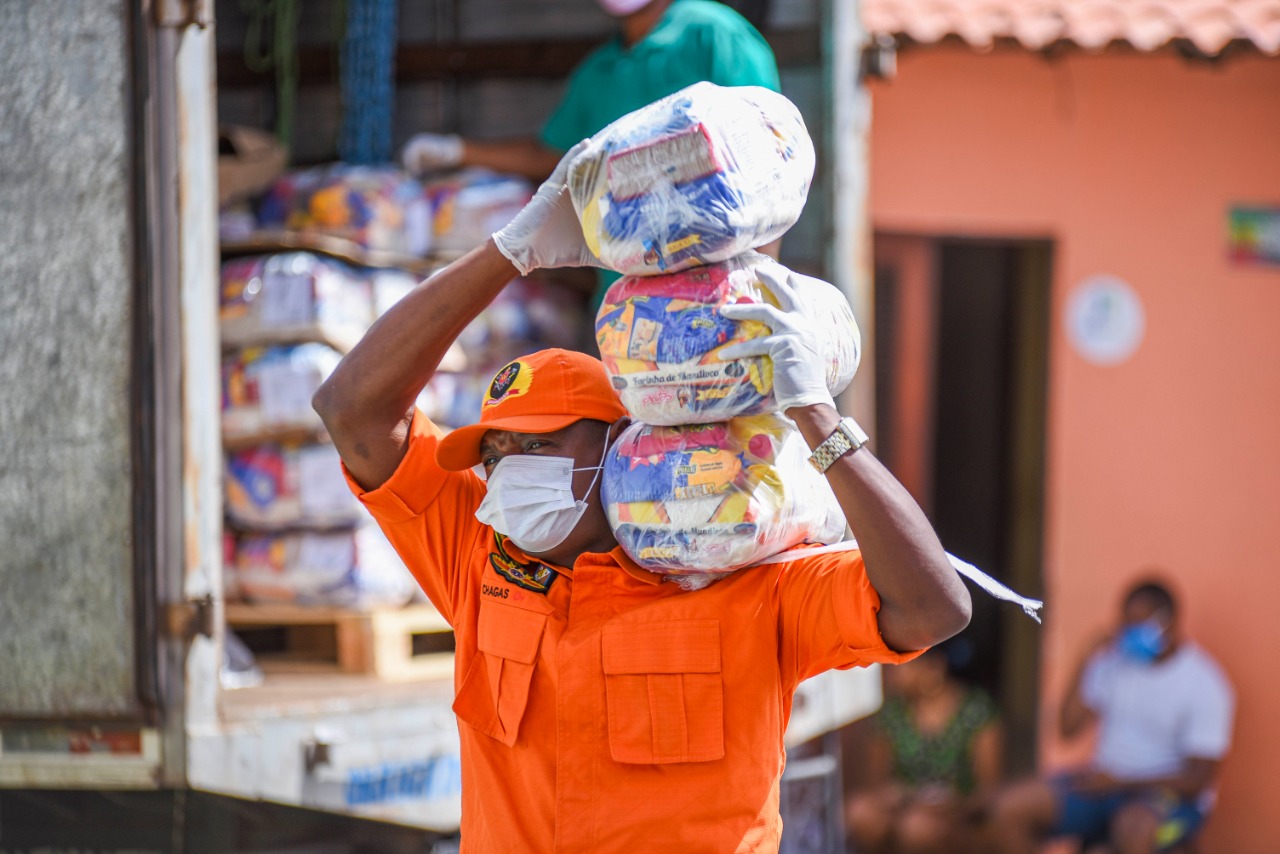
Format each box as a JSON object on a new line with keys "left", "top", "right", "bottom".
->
{"left": 990, "top": 578, "right": 1235, "bottom": 854}
{"left": 401, "top": 0, "right": 780, "bottom": 181}
{"left": 844, "top": 641, "right": 1003, "bottom": 854}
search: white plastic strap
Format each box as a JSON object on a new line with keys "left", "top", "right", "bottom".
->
{"left": 752, "top": 541, "right": 1043, "bottom": 623}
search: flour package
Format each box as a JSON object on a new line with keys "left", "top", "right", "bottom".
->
{"left": 226, "top": 523, "right": 416, "bottom": 607}
{"left": 221, "top": 344, "right": 341, "bottom": 444}
{"left": 602, "top": 415, "right": 846, "bottom": 578}
{"left": 595, "top": 254, "right": 860, "bottom": 424}
{"left": 224, "top": 442, "right": 364, "bottom": 530}
{"left": 568, "top": 82, "right": 815, "bottom": 275}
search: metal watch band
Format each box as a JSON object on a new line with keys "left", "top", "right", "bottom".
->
{"left": 808, "top": 417, "right": 869, "bottom": 473}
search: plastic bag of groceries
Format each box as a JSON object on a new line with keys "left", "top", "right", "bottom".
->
{"left": 567, "top": 82, "right": 815, "bottom": 276}
{"left": 226, "top": 522, "right": 416, "bottom": 607}
{"left": 595, "top": 254, "right": 860, "bottom": 424}
{"left": 602, "top": 415, "right": 845, "bottom": 580}
{"left": 256, "top": 164, "right": 434, "bottom": 257}
{"left": 221, "top": 344, "right": 341, "bottom": 443}
{"left": 221, "top": 252, "right": 416, "bottom": 351}
{"left": 225, "top": 442, "right": 363, "bottom": 529}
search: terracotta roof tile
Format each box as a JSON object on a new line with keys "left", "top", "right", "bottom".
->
{"left": 863, "top": 0, "right": 1280, "bottom": 54}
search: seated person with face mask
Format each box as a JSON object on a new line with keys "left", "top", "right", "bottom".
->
{"left": 990, "top": 578, "right": 1235, "bottom": 854}
{"left": 312, "top": 145, "right": 972, "bottom": 853}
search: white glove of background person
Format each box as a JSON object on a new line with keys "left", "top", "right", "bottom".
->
{"left": 492, "top": 140, "right": 601, "bottom": 275}
{"left": 401, "top": 133, "right": 464, "bottom": 174}
{"left": 718, "top": 267, "right": 836, "bottom": 413}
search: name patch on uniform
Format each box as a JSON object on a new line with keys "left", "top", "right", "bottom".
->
{"left": 481, "top": 583, "right": 509, "bottom": 599}
{"left": 488, "top": 533, "right": 558, "bottom": 594}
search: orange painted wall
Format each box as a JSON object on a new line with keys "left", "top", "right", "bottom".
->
{"left": 867, "top": 46, "right": 1280, "bottom": 851}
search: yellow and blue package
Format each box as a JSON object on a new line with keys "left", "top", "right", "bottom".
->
{"left": 595, "top": 254, "right": 861, "bottom": 424}
{"left": 257, "top": 165, "right": 435, "bottom": 257}
{"left": 602, "top": 415, "right": 846, "bottom": 577}
{"left": 568, "top": 82, "right": 815, "bottom": 276}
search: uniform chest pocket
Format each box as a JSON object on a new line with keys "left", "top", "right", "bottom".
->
{"left": 452, "top": 599, "right": 547, "bottom": 746}
{"left": 602, "top": 620, "right": 724, "bottom": 764}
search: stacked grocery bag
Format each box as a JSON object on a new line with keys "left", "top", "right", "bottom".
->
{"left": 220, "top": 251, "right": 420, "bottom": 607}
{"left": 219, "top": 166, "right": 587, "bottom": 607}
{"left": 571, "top": 83, "right": 862, "bottom": 589}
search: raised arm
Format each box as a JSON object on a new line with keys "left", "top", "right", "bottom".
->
{"left": 1058, "top": 635, "right": 1109, "bottom": 740}
{"left": 788, "top": 405, "right": 971, "bottom": 651}
{"left": 719, "top": 269, "right": 971, "bottom": 652}
{"left": 312, "top": 243, "right": 516, "bottom": 491}
{"left": 314, "top": 141, "right": 597, "bottom": 490}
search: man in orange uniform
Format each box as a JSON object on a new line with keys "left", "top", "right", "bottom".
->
{"left": 313, "top": 144, "right": 971, "bottom": 851}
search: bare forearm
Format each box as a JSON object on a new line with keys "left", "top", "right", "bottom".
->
{"left": 1059, "top": 686, "right": 1094, "bottom": 740}
{"left": 1095, "top": 759, "right": 1219, "bottom": 800}
{"left": 313, "top": 240, "right": 516, "bottom": 488}
{"left": 1059, "top": 646, "right": 1102, "bottom": 739}
{"left": 790, "top": 404, "right": 971, "bottom": 651}
{"left": 462, "top": 138, "right": 563, "bottom": 181}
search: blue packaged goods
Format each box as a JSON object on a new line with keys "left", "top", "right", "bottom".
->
{"left": 567, "top": 83, "right": 814, "bottom": 275}
{"left": 225, "top": 442, "right": 364, "bottom": 530}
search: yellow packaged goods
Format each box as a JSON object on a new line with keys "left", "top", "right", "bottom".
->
{"left": 568, "top": 82, "right": 815, "bottom": 276}
{"left": 602, "top": 415, "right": 846, "bottom": 581}
{"left": 224, "top": 442, "right": 363, "bottom": 530}
{"left": 595, "top": 254, "right": 860, "bottom": 424}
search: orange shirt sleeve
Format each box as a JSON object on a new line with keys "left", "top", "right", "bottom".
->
{"left": 773, "top": 550, "right": 926, "bottom": 688}
{"left": 342, "top": 408, "right": 487, "bottom": 625}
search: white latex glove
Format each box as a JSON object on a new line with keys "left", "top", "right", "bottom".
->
{"left": 492, "top": 140, "right": 601, "bottom": 275}
{"left": 718, "top": 266, "right": 836, "bottom": 413}
{"left": 401, "top": 133, "right": 464, "bottom": 174}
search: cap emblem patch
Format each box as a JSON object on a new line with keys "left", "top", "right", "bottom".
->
{"left": 485, "top": 360, "right": 534, "bottom": 407}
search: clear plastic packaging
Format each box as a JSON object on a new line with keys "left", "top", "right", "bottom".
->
{"left": 568, "top": 82, "right": 815, "bottom": 276}
{"left": 224, "top": 442, "right": 364, "bottom": 530}
{"left": 595, "top": 254, "right": 860, "bottom": 424}
{"left": 602, "top": 415, "right": 846, "bottom": 577}
{"left": 221, "top": 344, "right": 341, "bottom": 443}
{"left": 220, "top": 252, "right": 416, "bottom": 352}
{"left": 225, "top": 522, "right": 417, "bottom": 607}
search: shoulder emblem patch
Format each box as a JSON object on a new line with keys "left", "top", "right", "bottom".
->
{"left": 489, "top": 533, "right": 558, "bottom": 594}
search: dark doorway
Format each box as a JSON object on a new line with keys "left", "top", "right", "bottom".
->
{"left": 872, "top": 234, "right": 1052, "bottom": 774}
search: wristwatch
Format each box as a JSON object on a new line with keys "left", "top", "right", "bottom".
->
{"left": 808, "top": 417, "right": 869, "bottom": 473}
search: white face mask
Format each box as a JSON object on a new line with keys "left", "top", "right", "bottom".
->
{"left": 474, "top": 434, "right": 610, "bottom": 554}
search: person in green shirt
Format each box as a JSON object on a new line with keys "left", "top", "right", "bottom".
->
{"left": 403, "top": 0, "right": 782, "bottom": 309}
{"left": 403, "top": 0, "right": 781, "bottom": 181}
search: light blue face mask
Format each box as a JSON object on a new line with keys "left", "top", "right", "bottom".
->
{"left": 1118, "top": 619, "right": 1168, "bottom": 664}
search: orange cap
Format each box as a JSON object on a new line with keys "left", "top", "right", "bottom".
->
{"left": 435, "top": 348, "right": 629, "bottom": 471}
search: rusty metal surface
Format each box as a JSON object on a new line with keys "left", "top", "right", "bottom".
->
{"left": 0, "top": 0, "right": 139, "bottom": 717}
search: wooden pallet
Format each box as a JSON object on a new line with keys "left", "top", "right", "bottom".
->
{"left": 225, "top": 602, "right": 455, "bottom": 682}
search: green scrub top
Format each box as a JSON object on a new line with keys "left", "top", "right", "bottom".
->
{"left": 539, "top": 0, "right": 781, "bottom": 310}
